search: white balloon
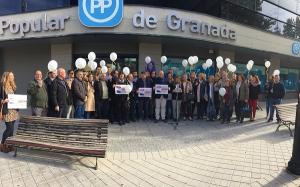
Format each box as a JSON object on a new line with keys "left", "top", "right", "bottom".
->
{"left": 182, "top": 59, "right": 188, "bottom": 67}
{"left": 48, "top": 60, "right": 58, "bottom": 72}
{"left": 206, "top": 59, "right": 213, "bottom": 68}
{"left": 216, "top": 56, "right": 223, "bottom": 64}
{"left": 88, "top": 61, "right": 97, "bottom": 71}
{"left": 101, "top": 66, "right": 108, "bottom": 74}
{"left": 227, "top": 64, "right": 233, "bottom": 72}
{"left": 123, "top": 67, "right": 130, "bottom": 76}
{"left": 202, "top": 63, "right": 208, "bottom": 70}
{"left": 88, "top": 52, "right": 96, "bottom": 61}
{"left": 219, "top": 87, "right": 226, "bottom": 97}
{"left": 110, "top": 52, "right": 118, "bottom": 62}
{"left": 217, "top": 60, "right": 224, "bottom": 69}
{"left": 248, "top": 60, "right": 254, "bottom": 66}
{"left": 232, "top": 65, "right": 237, "bottom": 73}
{"left": 273, "top": 69, "right": 280, "bottom": 76}
{"left": 225, "top": 58, "right": 231, "bottom": 65}
{"left": 246, "top": 63, "right": 252, "bottom": 71}
{"left": 161, "top": 56, "right": 167, "bottom": 64}
{"left": 265, "top": 61, "right": 271, "bottom": 68}
{"left": 75, "top": 58, "right": 87, "bottom": 69}
{"left": 100, "top": 60, "right": 106, "bottom": 67}
{"left": 193, "top": 56, "right": 199, "bottom": 64}
{"left": 188, "top": 56, "right": 194, "bottom": 65}
{"left": 145, "top": 56, "right": 151, "bottom": 64}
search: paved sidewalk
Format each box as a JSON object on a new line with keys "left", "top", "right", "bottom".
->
{"left": 0, "top": 102, "right": 300, "bottom": 186}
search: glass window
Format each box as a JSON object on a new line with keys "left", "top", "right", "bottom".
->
{"left": 0, "top": 0, "right": 22, "bottom": 16}
{"left": 162, "top": 58, "right": 215, "bottom": 77}
{"left": 278, "top": 0, "right": 297, "bottom": 13}
{"left": 280, "top": 68, "right": 299, "bottom": 92}
{"left": 24, "top": 0, "right": 70, "bottom": 12}
{"left": 72, "top": 54, "right": 138, "bottom": 73}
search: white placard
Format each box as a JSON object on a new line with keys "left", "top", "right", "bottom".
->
{"left": 138, "top": 88, "right": 152, "bottom": 98}
{"left": 115, "top": 85, "right": 130, "bottom": 95}
{"left": 7, "top": 94, "right": 27, "bottom": 109}
{"left": 155, "top": 84, "right": 169, "bottom": 95}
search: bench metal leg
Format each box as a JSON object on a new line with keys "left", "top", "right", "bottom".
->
{"left": 288, "top": 124, "right": 294, "bottom": 137}
{"left": 275, "top": 123, "right": 281, "bottom": 133}
{"left": 13, "top": 148, "right": 17, "bottom": 157}
{"left": 95, "top": 157, "right": 98, "bottom": 170}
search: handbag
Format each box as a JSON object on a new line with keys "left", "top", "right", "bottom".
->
{"left": 187, "top": 92, "right": 195, "bottom": 102}
{"left": 242, "top": 104, "right": 251, "bottom": 118}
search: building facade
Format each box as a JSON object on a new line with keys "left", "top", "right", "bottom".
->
{"left": 0, "top": 0, "right": 299, "bottom": 98}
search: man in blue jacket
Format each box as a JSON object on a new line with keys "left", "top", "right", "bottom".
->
{"left": 71, "top": 70, "right": 87, "bottom": 119}
{"left": 154, "top": 71, "right": 169, "bottom": 123}
{"left": 268, "top": 75, "right": 285, "bottom": 122}
{"left": 136, "top": 72, "right": 152, "bottom": 121}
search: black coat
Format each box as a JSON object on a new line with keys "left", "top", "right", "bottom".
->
{"left": 44, "top": 77, "right": 54, "bottom": 108}
{"left": 71, "top": 78, "right": 87, "bottom": 106}
{"left": 51, "top": 77, "right": 71, "bottom": 107}
{"left": 0, "top": 83, "right": 8, "bottom": 115}
{"left": 94, "top": 80, "right": 112, "bottom": 103}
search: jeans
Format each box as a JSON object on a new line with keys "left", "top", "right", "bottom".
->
{"left": 197, "top": 99, "right": 206, "bottom": 119}
{"left": 155, "top": 97, "right": 167, "bottom": 120}
{"left": 139, "top": 98, "right": 149, "bottom": 120}
{"left": 182, "top": 101, "right": 192, "bottom": 118}
{"left": 172, "top": 100, "right": 182, "bottom": 120}
{"left": 1, "top": 121, "right": 15, "bottom": 144}
{"left": 222, "top": 105, "right": 230, "bottom": 122}
{"left": 269, "top": 98, "right": 281, "bottom": 121}
{"left": 74, "top": 105, "right": 85, "bottom": 119}
{"left": 166, "top": 100, "right": 173, "bottom": 120}
{"left": 235, "top": 101, "right": 246, "bottom": 122}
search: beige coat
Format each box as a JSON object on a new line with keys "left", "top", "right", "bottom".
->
{"left": 85, "top": 82, "right": 95, "bottom": 112}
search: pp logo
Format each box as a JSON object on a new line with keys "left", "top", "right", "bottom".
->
{"left": 78, "top": 0, "right": 123, "bottom": 27}
{"left": 292, "top": 42, "right": 300, "bottom": 55}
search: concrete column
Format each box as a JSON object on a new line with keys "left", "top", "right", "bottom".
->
{"left": 51, "top": 43, "right": 73, "bottom": 71}
{"left": 269, "top": 55, "right": 280, "bottom": 78}
{"left": 138, "top": 43, "right": 162, "bottom": 73}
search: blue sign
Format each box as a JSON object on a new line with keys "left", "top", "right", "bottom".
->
{"left": 292, "top": 42, "right": 300, "bottom": 55}
{"left": 78, "top": 0, "right": 123, "bottom": 27}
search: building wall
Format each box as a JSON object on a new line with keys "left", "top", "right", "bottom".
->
{"left": 0, "top": 5, "right": 298, "bottom": 58}
{"left": 2, "top": 44, "right": 50, "bottom": 94}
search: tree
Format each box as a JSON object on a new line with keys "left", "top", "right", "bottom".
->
{"left": 283, "top": 18, "right": 295, "bottom": 38}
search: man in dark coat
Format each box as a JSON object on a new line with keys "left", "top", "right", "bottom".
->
{"left": 94, "top": 73, "right": 112, "bottom": 119}
{"left": 268, "top": 75, "right": 285, "bottom": 122}
{"left": 71, "top": 70, "right": 87, "bottom": 119}
{"left": 51, "top": 68, "right": 71, "bottom": 118}
{"left": 136, "top": 72, "right": 152, "bottom": 121}
{"left": 44, "top": 70, "right": 57, "bottom": 117}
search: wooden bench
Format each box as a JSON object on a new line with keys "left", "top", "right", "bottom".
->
{"left": 274, "top": 103, "right": 297, "bottom": 137}
{"left": 6, "top": 116, "right": 109, "bottom": 170}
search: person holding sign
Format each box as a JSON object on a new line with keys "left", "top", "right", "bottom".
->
{"left": 137, "top": 72, "right": 152, "bottom": 121}
{"left": 0, "top": 71, "right": 19, "bottom": 153}
{"left": 114, "top": 73, "right": 129, "bottom": 126}
{"left": 154, "top": 71, "right": 169, "bottom": 123}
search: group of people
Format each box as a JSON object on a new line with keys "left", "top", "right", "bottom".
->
{"left": 0, "top": 67, "right": 286, "bottom": 152}
{"left": 27, "top": 67, "right": 285, "bottom": 125}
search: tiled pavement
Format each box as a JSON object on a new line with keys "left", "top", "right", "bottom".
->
{"left": 0, "top": 102, "right": 300, "bottom": 186}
